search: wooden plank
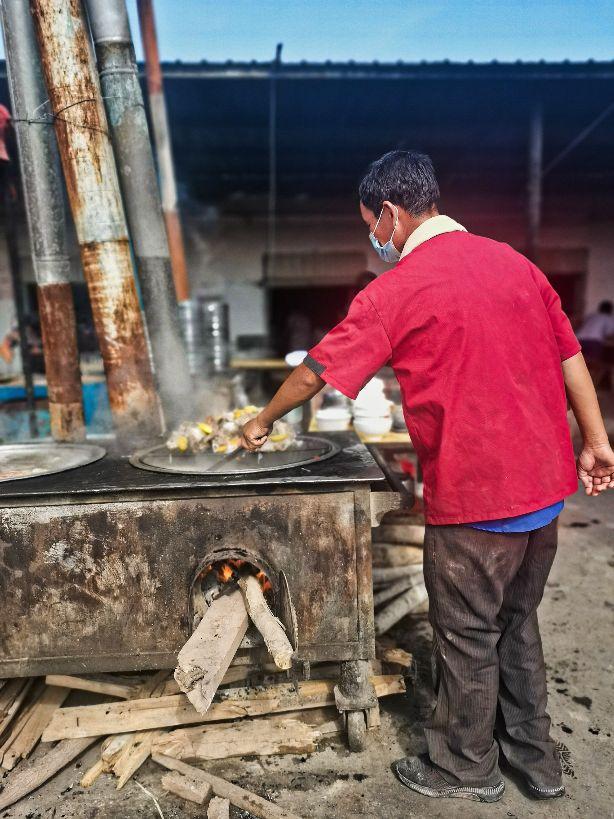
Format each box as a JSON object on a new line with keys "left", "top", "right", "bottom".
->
{"left": 45, "top": 674, "right": 142, "bottom": 700}
{"left": 80, "top": 733, "right": 135, "bottom": 787}
{"left": 0, "top": 737, "right": 96, "bottom": 810}
{"left": 175, "top": 589, "right": 249, "bottom": 715}
{"left": 208, "top": 796, "right": 231, "bottom": 819}
{"left": 162, "top": 770, "right": 212, "bottom": 805}
{"left": 152, "top": 717, "right": 319, "bottom": 761}
{"left": 0, "top": 682, "right": 45, "bottom": 765}
{"left": 0, "top": 678, "right": 34, "bottom": 739}
{"left": 1, "top": 685, "right": 69, "bottom": 770}
{"left": 238, "top": 575, "right": 293, "bottom": 670}
{"left": 153, "top": 754, "right": 305, "bottom": 819}
{"left": 43, "top": 675, "right": 405, "bottom": 741}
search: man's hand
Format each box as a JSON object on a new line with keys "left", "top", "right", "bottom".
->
{"left": 241, "top": 415, "right": 272, "bottom": 452}
{"left": 577, "top": 443, "right": 614, "bottom": 496}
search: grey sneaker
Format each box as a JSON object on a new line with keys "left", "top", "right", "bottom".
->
{"left": 393, "top": 755, "right": 505, "bottom": 803}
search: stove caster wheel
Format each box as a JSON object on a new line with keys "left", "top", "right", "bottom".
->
{"left": 346, "top": 710, "right": 367, "bottom": 752}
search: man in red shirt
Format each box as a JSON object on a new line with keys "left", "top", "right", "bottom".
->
{"left": 242, "top": 151, "right": 614, "bottom": 803}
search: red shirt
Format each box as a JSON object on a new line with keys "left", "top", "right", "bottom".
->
{"left": 307, "top": 230, "right": 580, "bottom": 524}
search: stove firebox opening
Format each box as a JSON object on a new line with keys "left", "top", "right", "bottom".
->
{"left": 191, "top": 552, "right": 276, "bottom": 631}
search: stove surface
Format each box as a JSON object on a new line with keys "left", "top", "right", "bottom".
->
{"left": 0, "top": 432, "right": 385, "bottom": 500}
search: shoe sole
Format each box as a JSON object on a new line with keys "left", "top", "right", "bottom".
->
{"left": 528, "top": 784, "right": 565, "bottom": 800}
{"left": 393, "top": 762, "right": 505, "bottom": 803}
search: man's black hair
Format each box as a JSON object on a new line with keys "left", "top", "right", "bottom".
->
{"left": 358, "top": 150, "right": 440, "bottom": 216}
{"left": 598, "top": 300, "right": 613, "bottom": 314}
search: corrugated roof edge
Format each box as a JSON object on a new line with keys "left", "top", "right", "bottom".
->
{"left": 1, "top": 58, "right": 614, "bottom": 80}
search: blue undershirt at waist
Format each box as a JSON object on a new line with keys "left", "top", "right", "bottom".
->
{"left": 466, "top": 500, "right": 564, "bottom": 533}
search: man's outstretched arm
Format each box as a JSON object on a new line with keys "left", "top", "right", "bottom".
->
{"left": 562, "top": 351, "right": 614, "bottom": 495}
{"left": 241, "top": 363, "right": 325, "bottom": 450}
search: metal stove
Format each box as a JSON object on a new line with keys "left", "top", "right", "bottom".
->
{"left": 0, "top": 432, "right": 394, "bottom": 748}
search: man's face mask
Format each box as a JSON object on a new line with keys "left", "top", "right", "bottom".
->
{"left": 369, "top": 205, "right": 401, "bottom": 263}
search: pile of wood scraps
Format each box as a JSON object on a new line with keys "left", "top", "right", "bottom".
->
{"left": 0, "top": 668, "right": 404, "bottom": 815}
{"left": 0, "top": 564, "right": 407, "bottom": 816}
{"left": 372, "top": 511, "right": 428, "bottom": 635}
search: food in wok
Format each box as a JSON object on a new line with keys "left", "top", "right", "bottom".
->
{"left": 166, "top": 406, "right": 297, "bottom": 455}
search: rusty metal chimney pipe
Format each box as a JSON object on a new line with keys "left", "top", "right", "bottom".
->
{"left": 84, "top": 0, "right": 192, "bottom": 423}
{"left": 136, "top": 0, "right": 190, "bottom": 304}
{"left": 29, "top": 0, "right": 161, "bottom": 440}
{"left": 1, "top": 0, "right": 85, "bottom": 441}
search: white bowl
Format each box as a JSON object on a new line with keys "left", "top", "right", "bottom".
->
{"left": 315, "top": 408, "right": 351, "bottom": 432}
{"left": 353, "top": 415, "right": 393, "bottom": 436}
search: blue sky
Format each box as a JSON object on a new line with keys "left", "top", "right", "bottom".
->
{"left": 121, "top": 0, "right": 614, "bottom": 63}
{"left": 0, "top": 1, "right": 611, "bottom": 62}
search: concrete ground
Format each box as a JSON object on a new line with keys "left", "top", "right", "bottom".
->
{"left": 2, "top": 479, "right": 613, "bottom": 819}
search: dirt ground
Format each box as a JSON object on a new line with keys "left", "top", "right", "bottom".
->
{"left": 2, "top": 468, "right": 613, "bottom": 819}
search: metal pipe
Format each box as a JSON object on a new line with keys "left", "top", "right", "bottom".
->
{"left": 84, "top": 0, "right": 192, "bottom": 424}
{"left": 1, "top": 163, "right": 38, "bottom": 438}
{"left": 1, "top": 0, "right": 85, "bottom": 441}
{"left": 30, "top": 0, "right": 160, "bottom": 440}
{"left": 136, "top": 0, "right": 190, "bottom": 303}
{"left": 526, "top": 101, "right": 543, "bottom": 262}
{"left": 264, "top": 43, "right": 282, "bottom": 288}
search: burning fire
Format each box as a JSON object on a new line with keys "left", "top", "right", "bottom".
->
{"left": 207, "top": 558, "right": 272, "bottom": 594}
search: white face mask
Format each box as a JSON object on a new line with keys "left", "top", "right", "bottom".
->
{"left": 369, "top": 205, "right": 401, "bottom": 263}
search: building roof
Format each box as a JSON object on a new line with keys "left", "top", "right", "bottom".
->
{"left": 1, "top": 59, "right": 613, "bottom": 214}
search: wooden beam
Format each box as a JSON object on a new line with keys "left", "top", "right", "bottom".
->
{"left": 175, "top": 589, "right": 249, "bottom": 715}
{"left": 43, "top": 675, "right": 405, "bottom": 741}
{"left": 153, "top": 754, "right": 305, "bottom": 819}
{"left": 238, "top": 575, "right": 293, "bottom": 670}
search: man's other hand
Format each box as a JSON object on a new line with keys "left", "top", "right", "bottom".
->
{"left": 241, "top": 416, "right": 272, "bottom": 451}
{"left": 577, "top": 443, "right": 614, "bottom": 495}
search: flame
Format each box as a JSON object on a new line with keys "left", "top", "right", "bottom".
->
{"left": 209, "top": 559, "right": 272, "bottom": 594}
{"left": 256, "top": 570, "right": 273, "bottom": 594}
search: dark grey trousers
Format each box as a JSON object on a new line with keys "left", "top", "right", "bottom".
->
{"left": 422, "top": 519, "right": 562, "bottom": 788}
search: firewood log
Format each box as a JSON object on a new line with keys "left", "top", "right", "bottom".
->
{"left": 374, "top": 583, "right": 429, "bottom": 635}
{"left": 373, "top": 577, "right": 415, "bottom": 608}
{"left": 238, "top": 574, "right": 294, "bottom": 670}
{"left": 372, "top": 543, "right": 424, "bottom": 567}
{"left": 372, "top": 564, "right": 423, "bottom": 583}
